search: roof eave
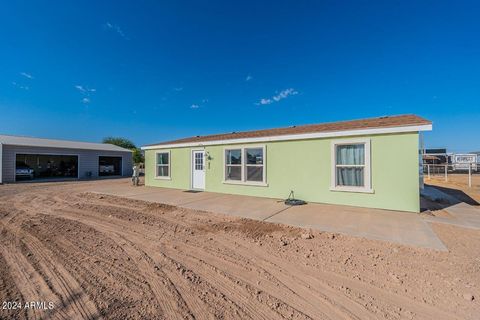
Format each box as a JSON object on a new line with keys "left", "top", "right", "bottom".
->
{"left": 141, "top": 123, "right": 432, "bottom": 150}
{"left": 0, "top": 142, "right": 133, "bottom": 153}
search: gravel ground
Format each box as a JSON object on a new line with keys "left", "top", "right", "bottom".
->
{"left": 0, "top": 181, "right": 479, "bottom": 319}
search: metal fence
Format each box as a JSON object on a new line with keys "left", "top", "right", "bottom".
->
{"left": 423, "top": 163, "right": 479, "bottom": 188}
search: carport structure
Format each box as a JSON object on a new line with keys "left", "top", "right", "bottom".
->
{"left": 0, "top": 135, "right": 133, "bottom": 183}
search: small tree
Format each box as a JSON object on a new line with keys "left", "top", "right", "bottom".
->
{"left": 132, "top": 148, "right": 144, "bottom": 164}
{"left": 103, "top": 137, "right": 144, "bottom": 164}
{"left": 102, "top": 137, "right": 136, "bottom": 150}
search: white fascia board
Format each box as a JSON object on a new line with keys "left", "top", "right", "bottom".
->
{"left": 141, "top": 124, "right": 432, "bottom": 150}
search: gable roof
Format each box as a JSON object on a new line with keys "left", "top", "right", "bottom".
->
{"left": 143, "top": 114, "right": 432, "bottom": 149}
{"left": 0, "top": 134, "right": 133, "bottom": 152}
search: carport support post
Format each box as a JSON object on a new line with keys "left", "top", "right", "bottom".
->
{"left": 427, "top": 164, "right": 430, "bottom": 179}
{"left": 444, "top": 165, "right": 448, "bottom": 182}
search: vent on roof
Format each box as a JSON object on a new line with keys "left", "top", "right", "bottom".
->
{"left": 231, "top": 132, "right": 236, "bottom": 134}
{"left": 290, "top": 125, "right": 297, "bottom": 128}
{"left": 196, "top": 135, "right": 201, "bottom": 137}
{"left": 379, "top": 116, "right": 389, "bottom": 119}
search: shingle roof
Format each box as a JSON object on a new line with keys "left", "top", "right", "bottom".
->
{"left": 145, "top": 114, "right": 431, "bottom": 147}
{"left": 0, "top": 135, "right": 133, "bottom": 152}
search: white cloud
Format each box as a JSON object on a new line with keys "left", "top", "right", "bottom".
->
{"left": 75, "top": 85, "right": 96, "bottom": 104}
{"left": 12, "top": 81, "right": 29, "bottom": 90}
{"left": 255, "top": 88, "right": 298, "bottom": 106}
{"left": 258, "top": 98, "right": 272, "bottom": 105}
{"left": 173, "top": 87, "right": 183, "bottom": 92}
{"left": 105, "top": 22, "right": 127, "bottom": 39}
{"left": 20, "top": 72, "right": 34, "bottom": 79}
{"left": 75, "top": 85, "right": 96, "bottom": 93}
{"left": 75, "top": 85, "right": 86, "bottom": 93}
{"left": 245, "top": 75, "right": 253, "bottom": 81}
{"left": 272, "top": 88, "right": 298, "bottom": 102}
{"left": 190, "top": 98, "right": 208, "bottom": 109}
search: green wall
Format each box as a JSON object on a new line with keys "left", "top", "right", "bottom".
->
{"left": 145, "top": 147, "right": 191, "bottom": 189}
{"left": 145, "top": 132, "right": 420, "bottom": 212}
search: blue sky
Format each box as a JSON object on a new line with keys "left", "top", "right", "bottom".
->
{"left": 0, "top": 1, "right": 479, "bottom": 152}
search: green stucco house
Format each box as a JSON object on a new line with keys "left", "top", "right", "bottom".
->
{"left": 141, "top": 115, "right": 431, "bottom": 212}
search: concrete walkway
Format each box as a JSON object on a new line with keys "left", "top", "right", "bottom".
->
{"left": 90, "top": 181, "right": 447, "bottom": 251}
{"left": 421, "top": 184, "right": 480, "bottom": 230}
{"left": 423, "top": 203, "right": 480, "bottom": 230}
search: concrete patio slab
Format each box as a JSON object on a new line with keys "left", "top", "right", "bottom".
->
{"left": 91, "top": 183, "right": 221, "bottom": 205}
{"left": 267, "top": 204, "right": 447, "bottom": 250}
{"left": 445, "top": 203, "right": 480, "bottom": 225}
{"left": 133, "top": 189, "right": 221, "bottom": 206}
{"left": 180, "top": 193, "right": 288, "bottom": 220}
{"left": 90, "top": 181, "right": 447, "bottom": 250}
{"left": 423, "top": 203, "right": 480, "bottom": 230}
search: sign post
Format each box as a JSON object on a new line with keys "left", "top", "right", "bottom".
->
{"left": 469, "top": 164, "right": 472, "bottom": 188}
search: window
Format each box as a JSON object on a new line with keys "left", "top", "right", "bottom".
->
{"left": 155, "top": 151, "right": 170, "bottom": 179}
{"left": 331, "top": 139, "right": 372, "bottom": 192}
{"left": 194, "top": 152, "right": 204, "bottom": 170}
{"left": 246, "top": 148, "right": 264, "bottom": 182}
{"left": 224, "top": 146, "right": 266, "bottom": 185}
{"left": 226, "top": 149, "right": 242, "bottom": 180}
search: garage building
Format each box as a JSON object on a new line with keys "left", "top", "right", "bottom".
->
{"left": 0, "top": 135, "right": 133, "bottom": 183}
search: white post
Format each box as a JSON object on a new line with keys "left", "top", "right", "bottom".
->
{"left": 427, "top": 164, "right": 430, "bottom": 179}
{"left": 468, "top": 164, "right": 472, "bottom": 188}
{"left": 445, "top": 165, "right": 448, "bottom": 182}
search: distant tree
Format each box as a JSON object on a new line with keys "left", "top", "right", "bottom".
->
{"left": 102, "top": 137, "right": 136, "bottom": 150}
{"left": 103, "top": 137, "right": 144, "bottom": 164}
{"left": 132, "top": 148, "right": 145, "bottom": 164}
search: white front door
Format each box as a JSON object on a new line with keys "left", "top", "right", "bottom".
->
{"left": 192, "top": 150, "right": 205, "bottom": 190}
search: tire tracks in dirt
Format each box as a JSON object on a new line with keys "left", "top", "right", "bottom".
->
{"left": 0, "top": 206, "right": 101, "bottom": 319}
{"left": 1, "top": 183, "right": 478, "bottom": 319}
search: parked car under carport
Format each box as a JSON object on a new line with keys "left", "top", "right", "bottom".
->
{"left": 15, "top": 161, "right": 34, "bottom": 180}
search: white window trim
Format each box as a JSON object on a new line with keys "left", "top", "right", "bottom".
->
{"left": 330, "top": 138, "right": 373, "bottom": 193}
{"left": 155, "top": 150, "right": 171, "bottom": 180}
{"left": 223, "top": 145, "right": 267, "bottom": 187}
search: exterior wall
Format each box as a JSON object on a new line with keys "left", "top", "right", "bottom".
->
{"left": 145, "top": 132, "right": 420, "bottom": 212}
{"left": 145, "top": 147, "right": 192, "bottom": 189}
{"left": 2, "top": 145, "right": 133, "bottom": 183}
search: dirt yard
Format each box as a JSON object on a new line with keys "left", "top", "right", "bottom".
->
{"left": 426, "top": 173, "right": 480, "bottom": 204}
{"left": 0, "top": 181, "right": 479, "bottom": 319}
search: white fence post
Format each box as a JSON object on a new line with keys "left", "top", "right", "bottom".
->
{"left": 427, "top": 164, "right": 430, "bottom": 179}
{"left": 468, "top": 164, "right": 472, "bottom": 188}
{"left": 445, "top": 165, "right": 448, "bottom": 182}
